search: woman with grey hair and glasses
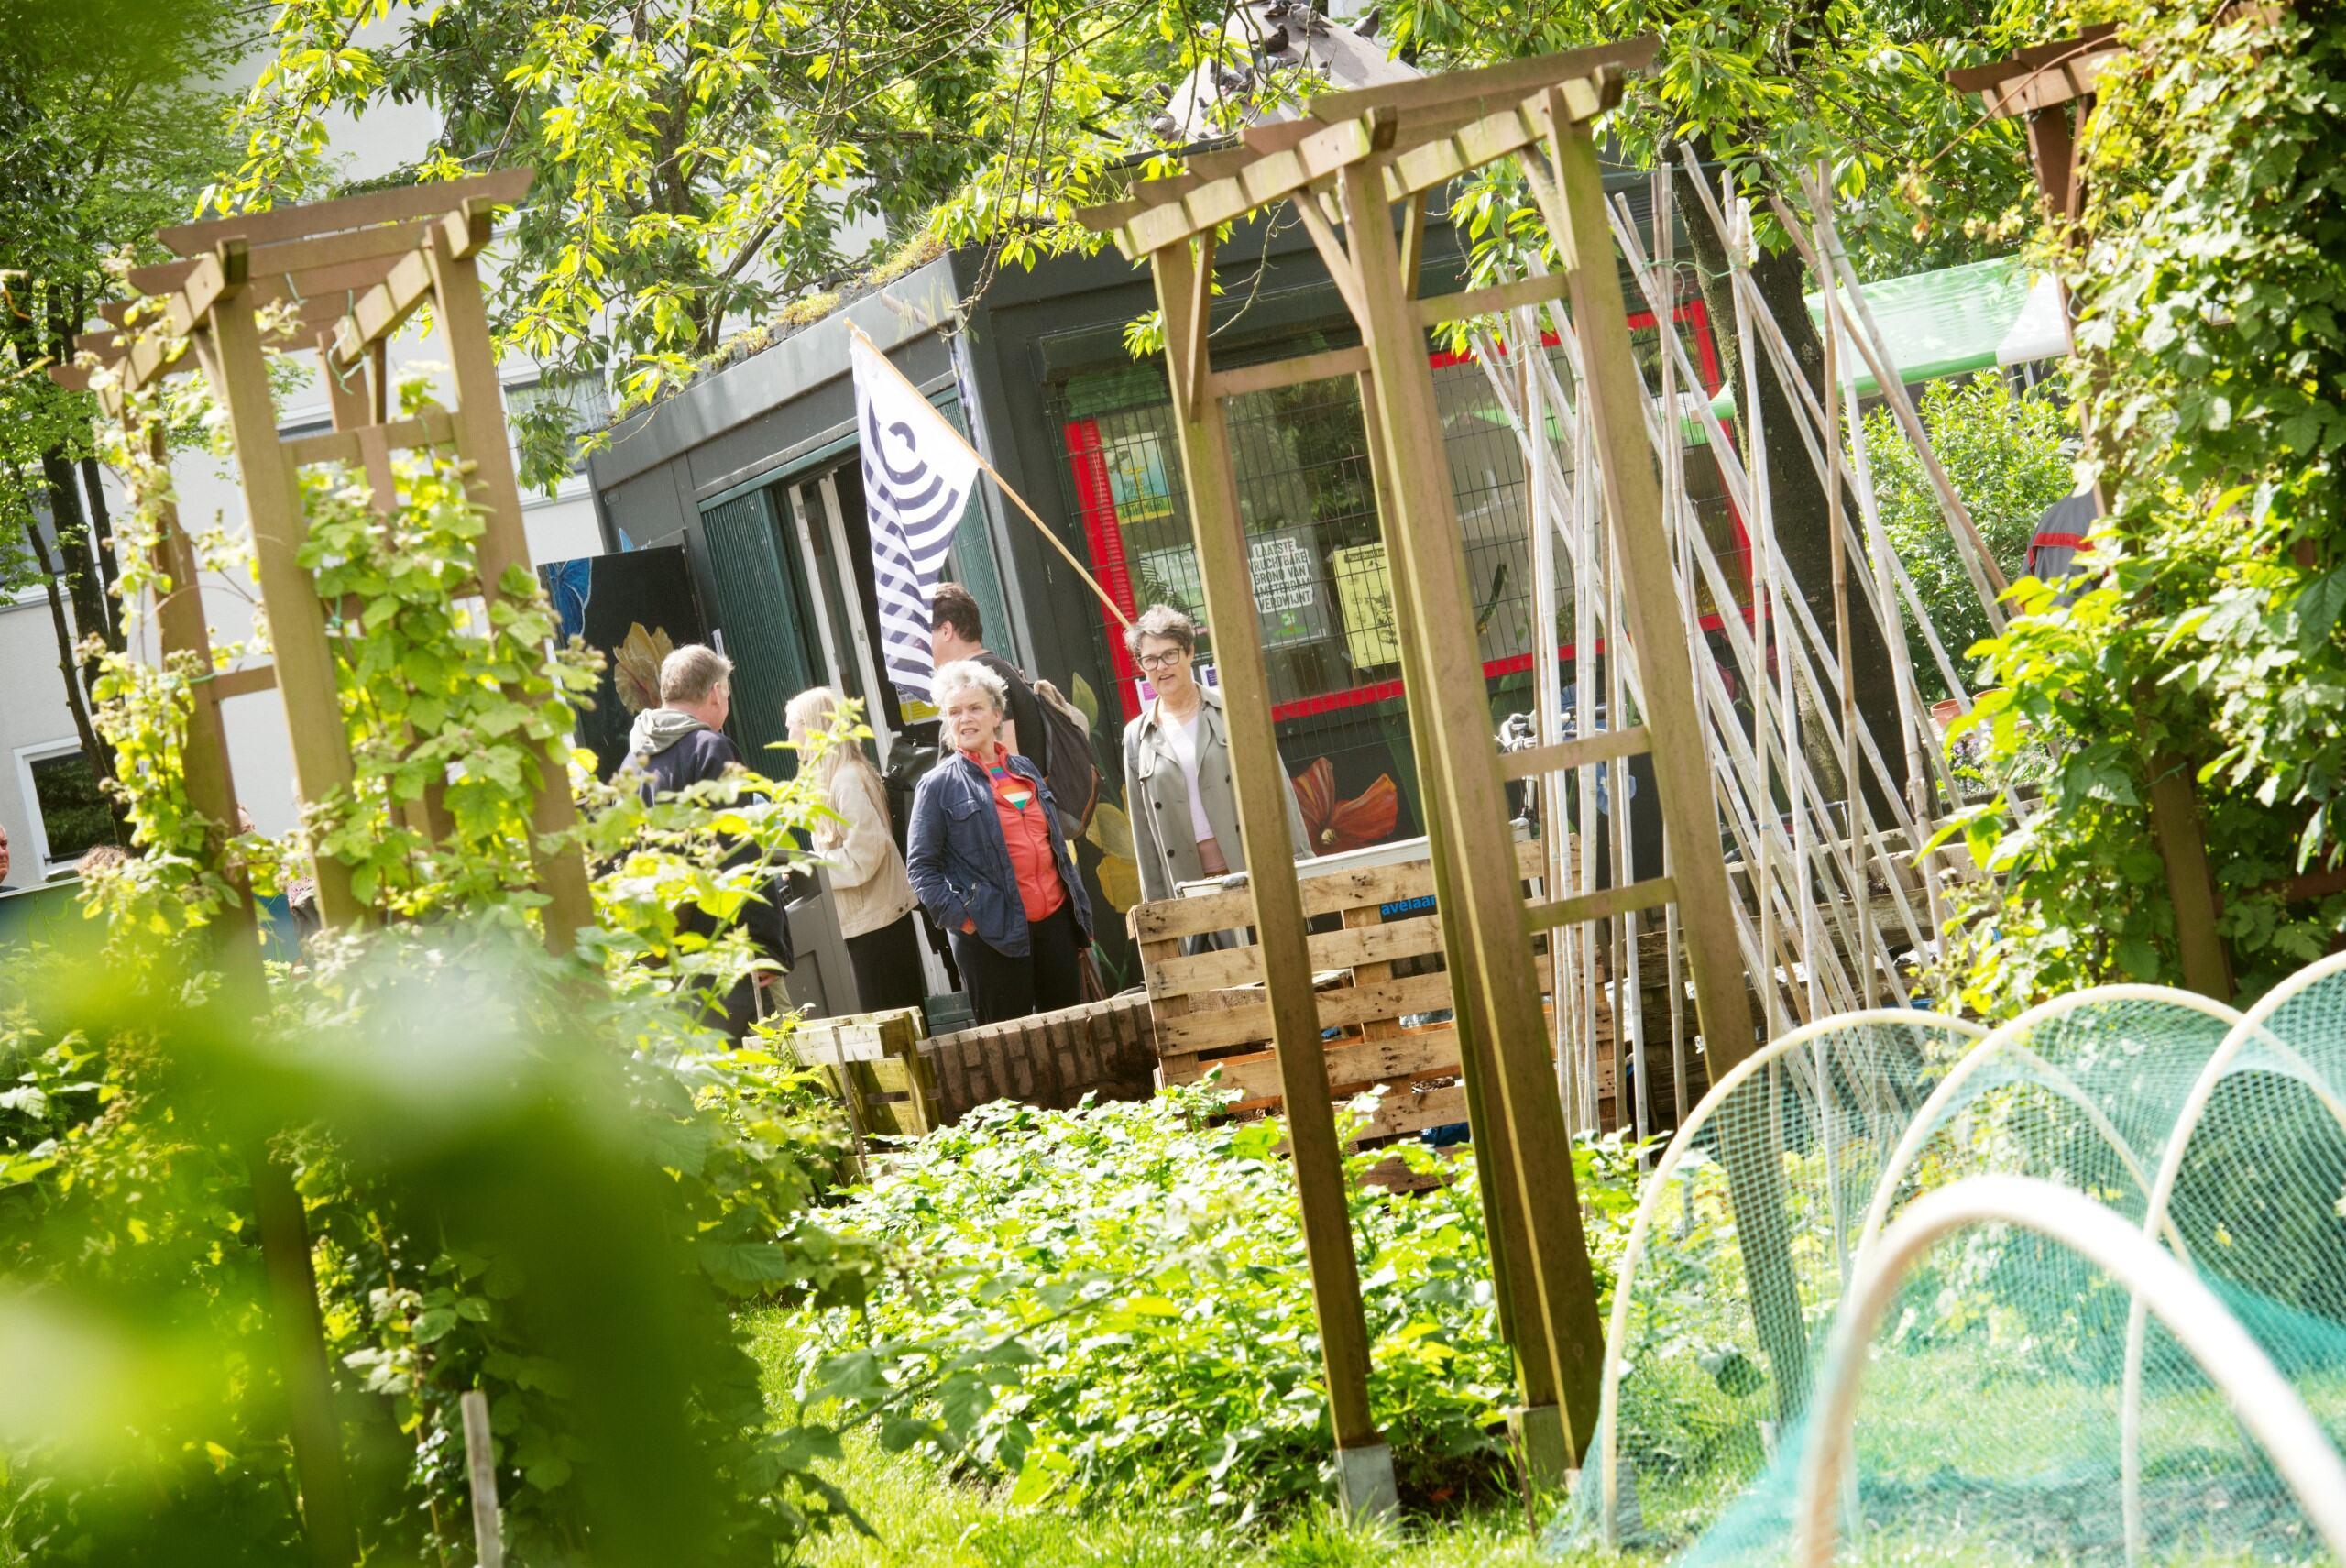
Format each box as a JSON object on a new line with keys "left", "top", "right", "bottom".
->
{"left": 1119, "top": 604, "right": 1309, "bottom": 908}
{"left": 906, "top": 659, "right": 1093, "bottom": 1024}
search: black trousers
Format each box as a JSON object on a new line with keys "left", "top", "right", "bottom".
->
{"left": 846, "top": 912, "right": 928, "bottom": 1014}
{"left": 949, "top": 901, "right": 1083, "bottom": 1025}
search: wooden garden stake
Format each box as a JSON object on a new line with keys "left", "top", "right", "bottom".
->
{"left": 461, "top": 1388, "right": 504, "bottom": 1568}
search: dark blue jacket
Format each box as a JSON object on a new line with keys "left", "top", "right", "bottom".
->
{"left": 630, "top": 723, "right": 793, "bottom": 968}
{"left": 906, "top": 749, "right": 1092, "bottom": 958}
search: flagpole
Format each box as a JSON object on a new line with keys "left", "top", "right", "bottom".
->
{"left": 850, "top": 321, "right": 1134, "bottom": 633}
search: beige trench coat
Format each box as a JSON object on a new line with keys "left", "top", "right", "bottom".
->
{"left": 1121, "top": 685, "right": 1311, "bottom": 906}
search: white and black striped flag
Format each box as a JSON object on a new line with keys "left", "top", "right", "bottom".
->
{"left": 851, "top": 328, "right": 982, "bottom": 702}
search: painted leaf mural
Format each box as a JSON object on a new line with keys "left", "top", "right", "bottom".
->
{"left": 1086, "top": 800, "right": 1143, "bottom": 911}
{"left": 613, "top": 621, "right": 675, "bottom": 714}
{"left": 1291, "top": 757, "right": 1400, "bottom": 856}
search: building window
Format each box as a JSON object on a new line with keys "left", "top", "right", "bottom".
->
{"left": 14, "top": 742, "right": 120, "bottom": 877}
{"left": 1057, "top": 298, "right": 1738, "bottom": 731}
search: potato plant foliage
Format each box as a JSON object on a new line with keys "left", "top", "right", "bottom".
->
{"left": 797, "top": 1091, "right": 1644, "bottom": 1519}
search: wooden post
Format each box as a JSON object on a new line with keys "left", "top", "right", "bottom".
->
{"left": 1354, "top": 359, "right": 1562, "bottom": 1465}
{"left": 1337, "top": 156, "right": 1606, "bottom": 1463}
{"left": 313, "top": 330, "right": 455, "bottom": 843}
{"left": 248, "top": 1153, "right": 361, "bottom": 1568}
{"left": 424, "top": 216, "right": 596, "bottom": 955}
{"left": 1150, "top": 236, "right": 1395, "bottom": 1518}
{"left": 200, "top": 284, "right": 366, "bottom": 930}
{"left": 138, "top": 415, "right": 358, "bottom": 1568}
{"left": 1537, "top": 114, "right": 1810, "bottom": 1420}
{"left": 1536, "top": 118, "right": 1758, "bottom": 1079}
{"left": 460, "top": 1388, "right": 505, "bottom": 1568}
{"left": 141, "top": 421, "right": 260, "bottom": 959}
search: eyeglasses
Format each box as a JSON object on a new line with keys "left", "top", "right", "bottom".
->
{"left": 1135, "top": 649, "right": 1186, "bottom": 672}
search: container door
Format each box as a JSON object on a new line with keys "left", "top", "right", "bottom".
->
{"left": 699, "top": 487, "right": 821, "bottom": 775}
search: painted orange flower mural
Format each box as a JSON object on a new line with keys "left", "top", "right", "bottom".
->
{"left": 1291, "top": 757, "right": 1400, "bottom": 855}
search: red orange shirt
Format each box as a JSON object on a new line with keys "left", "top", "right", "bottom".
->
{"left": 968, "top": 745, "right": 1066, "bottom": 924}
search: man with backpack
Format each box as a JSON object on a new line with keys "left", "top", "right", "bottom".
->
{"left": 625, "top": 643, "right": 794, "bottom": 1038}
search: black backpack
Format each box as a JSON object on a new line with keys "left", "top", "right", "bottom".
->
{"left": 1030, "top": 678, "right": 1101, "bottom": 838}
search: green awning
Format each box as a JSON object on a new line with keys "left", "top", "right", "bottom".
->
{"left": 1704, "top": 254, "right": 2066, "bottom": 423}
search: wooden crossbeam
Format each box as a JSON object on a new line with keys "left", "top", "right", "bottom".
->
{"left": 1105, "top": 63, "right": 1618, "bottom": 257}
{"left": 281, "top": 409, "right": 456, "bottom": 467}
{"left": 1945, "top": 24, "right": 2121, "bottom": 115}
{"left": 1307, "top": 38, "right": 1656, "bottom": 121}
{"left": 1209, "top": 345, "right": 1370, "bottom": 400}
{"left": 330, "top": 203, "right": 495, "bottom": 369}
{"left": 157, "top": 167, "right": 534, "bottom": 257}
{"left": 1524, "top": 875, "right": 1677, "bottom": 934}
{"left": 1115, "top": 111, "right": 1388, "bottom": 257}
{"left": 1081, "top": 100, "right": 1520, "bottom": 233}
{"left": 1499, "top": 726, "right": 1650, "bottom": 783}
{"left": 204, "top": 665, "right": 279, "bottom": 701}
{"left": 1414, "top": 270, "right": 1573, "bottom": 330}
{"left": 1381, "top": 79, "right": 1613, "bottom": 203}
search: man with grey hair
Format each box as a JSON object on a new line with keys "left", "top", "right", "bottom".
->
{"left": 627, "top": 643, "right": 792, "bottom": 1036}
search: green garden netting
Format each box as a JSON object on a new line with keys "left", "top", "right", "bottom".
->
{"left": 1551, "top": 958, "right": 2346, "bottom": 1565}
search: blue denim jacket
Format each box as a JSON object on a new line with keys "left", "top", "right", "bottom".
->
{"left": 905, "top": 749, "right": 1094, "bottom": 958}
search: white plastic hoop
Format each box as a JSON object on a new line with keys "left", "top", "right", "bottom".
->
{"left": 1794, "top": 1176, "right": 2346, "bottom": 1568}
{"left": 1594, "top": 1010, "right": 1981, "bottom": 1544}
{"left": 2118, "top": 949, "right": 2346, "bottom": 1566}
{"left": 1851, "top": 985, "right": 2243, "bottom": 1263}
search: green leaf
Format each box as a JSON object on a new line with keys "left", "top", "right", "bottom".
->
{"left": 2297, "top": 565, "right": 2346, "bottom": 652}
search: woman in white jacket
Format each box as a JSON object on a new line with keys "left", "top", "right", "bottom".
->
{"left": 786, "top": 686, "right": 925, "bottom": 1013}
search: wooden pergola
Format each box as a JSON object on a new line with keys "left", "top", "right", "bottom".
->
{"left": 1079, "top": 41, "right": 1760, "bottom": 1509}
{"left": 53, "top": 170, "right": 592, "bottom": 956}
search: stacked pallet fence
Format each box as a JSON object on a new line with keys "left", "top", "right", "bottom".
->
{"left": 1130, "top": 836, "right": 1718, "bottom": 1175}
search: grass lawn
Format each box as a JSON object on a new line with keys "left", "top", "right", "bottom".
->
{"left": 741, "top": 1308, "right": 1608, "bottom": 1568}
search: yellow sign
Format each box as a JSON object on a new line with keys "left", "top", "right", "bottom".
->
{"left": 1332, "top": 543, "right": 1401, "bottom": 672}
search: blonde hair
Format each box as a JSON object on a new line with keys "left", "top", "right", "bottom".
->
{"left": 785, "top": 685, "right": 883, "bottom": 789}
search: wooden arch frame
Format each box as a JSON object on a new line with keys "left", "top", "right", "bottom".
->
{"left": 53, "top": 170, "right": 593, "bottom": 954}
{"left": 1077, "top": 42, "right": 1761, "bottom": 1510}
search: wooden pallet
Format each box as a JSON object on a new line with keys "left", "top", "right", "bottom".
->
{"left": 1129, "top": 835, "right": 1732, "bottom": 1157}
{"left": 795, "top": 1007, "right": 943, "bottom": 1138}
{"left": 1131, "top": 838, "right": 1552, "bottom": 1149}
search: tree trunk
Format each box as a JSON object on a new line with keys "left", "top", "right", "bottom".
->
{"left": 80, "top": 453, "right": 122, "bottom": 613}
{"left": 1672, "top": 162, "right": 1908, "bottom": 818}
{"left": 20, "top": 507, "right": 108, "bottom": 782}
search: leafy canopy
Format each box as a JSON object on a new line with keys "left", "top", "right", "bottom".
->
{"left": 1937, "top": 1, "right": 2346, "bottom": 1011}
{"left": 224, "top": 0, "right": 1234, "bottom": 489}
{"left": 1866, "top": 372, "right": 2073, "bottom": 704}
